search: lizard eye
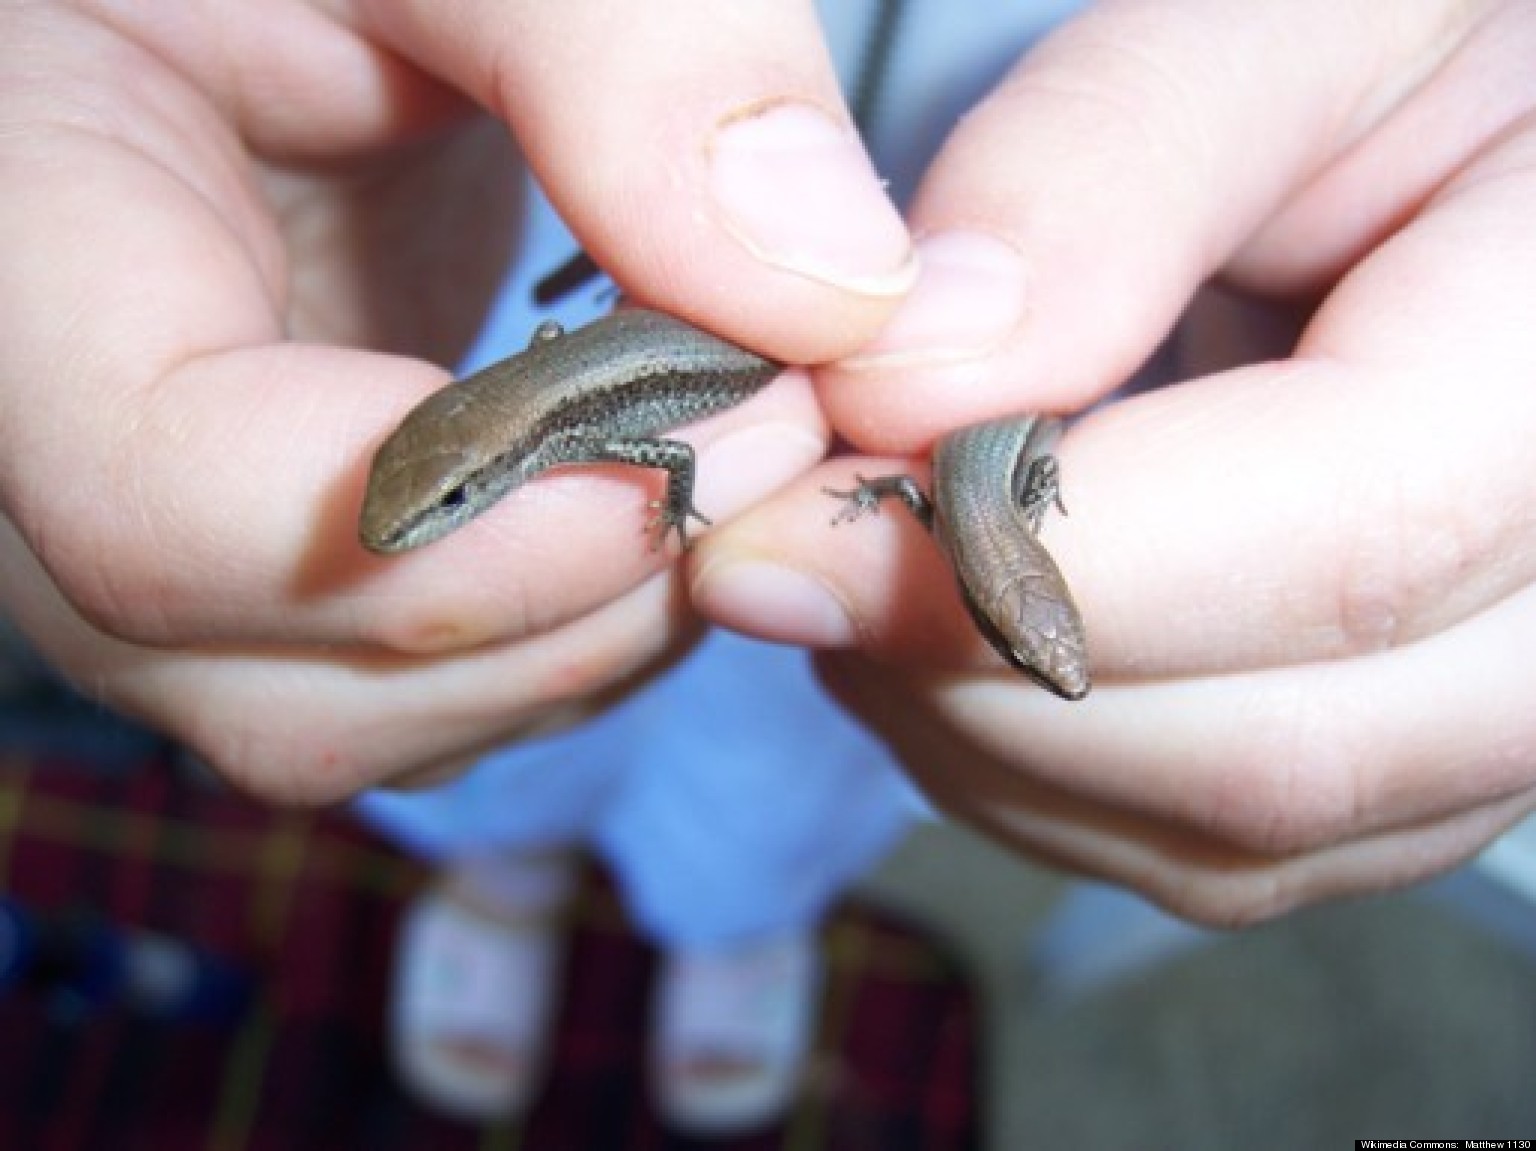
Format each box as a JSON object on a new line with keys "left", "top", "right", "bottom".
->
{"left": 437, "top": 483, "right": 469, "bottom": 511}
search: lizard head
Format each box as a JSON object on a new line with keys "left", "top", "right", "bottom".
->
{"left": 963, "top": 579, "right": 1092, "bottom": 701}
{"left": 358, "top": 386, "right": 518, "bottom": 554}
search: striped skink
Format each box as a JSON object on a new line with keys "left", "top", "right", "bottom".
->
{"left": 825, "top": 416, "right": 1090, "bottom": 699}
{"left": 359, "top": 309, "right": 781, "bottom": 555}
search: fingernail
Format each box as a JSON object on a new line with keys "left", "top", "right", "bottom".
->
{"left": 709, "top": 100, "right": 916, "bottom": 297}
{"left": 841, "top": 230, "right": 1028, "bottom": 368}
{"left": 692, "top": 558, "right": 858, "bottom": 647}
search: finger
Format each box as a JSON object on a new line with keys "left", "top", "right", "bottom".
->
{"left": 0, "top": 514, "right": 693, "bottom": 804}
{"left": 2, "top": 322, "right": 822, "bottom": 649}
{"left": 693, "top": 457, "right": 1002, "bottom": 674}
{"left": 820, "top": 653, "right": 1536, "bottom": 927}
{"left": 1228, "top": 4, "right": 1536, "bottom": 293}
{"left": 937, "top": 582, "right": 1536, "bottom": 858}
{"left": 960, "top": 775, "right": 1536, "bottom": 928}
{"left": 701, "top": 452, "right": 1536, "bottom": 853}
{"left": 1070, "top": 110, "right": 1536, "bottom": 675}
{"left": 131, "top": 573, "right": 689, "bottom": 804}
{"left": 814, "top": 0, "right": 1488, "bottom": 450}
{"left": 339, "top": 0, "right": 916, "bottom": 359}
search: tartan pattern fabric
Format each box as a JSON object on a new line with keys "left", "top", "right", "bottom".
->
{"left": 0, "top": 753, "right": 979, "bottom": 1150}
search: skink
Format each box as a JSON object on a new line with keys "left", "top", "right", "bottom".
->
{"left": 359, "top": 309, "right": 781, "bottom": 554}
{"left": 825, "top": 416, "right": 1091, "bottom": 700}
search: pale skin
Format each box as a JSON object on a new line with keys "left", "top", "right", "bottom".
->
{"left": 4, "top": 0, "right": 1535, "bottom": 926}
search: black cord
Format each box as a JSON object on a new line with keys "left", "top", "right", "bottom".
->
{"left": 849, "top": 0, "right": 909, "bottom": 136}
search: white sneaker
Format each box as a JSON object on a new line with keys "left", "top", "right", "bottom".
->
{"left": 650, "top": 931, "right": 823, "bottom": 1136}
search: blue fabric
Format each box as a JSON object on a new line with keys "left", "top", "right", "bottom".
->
{"left": 361, "top": 630, "right": 921, "bottom": 948}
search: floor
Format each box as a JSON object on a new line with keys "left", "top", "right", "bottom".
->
{"left": 6, "top": 615, "right": 1535, "bottom": 1148}
{"left": 859, "top": 820, "right": 1536, "bottom": 1149}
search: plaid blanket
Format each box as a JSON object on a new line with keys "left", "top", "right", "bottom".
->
{"left": 0, "top": 752, "right": 978, "bottom": 1150}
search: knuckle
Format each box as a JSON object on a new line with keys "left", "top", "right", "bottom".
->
{"left": 22, "top": 513, "right": 178, "bottom": 647}
{"left": 53, "top": 561, "right": 174, "bottom": 647}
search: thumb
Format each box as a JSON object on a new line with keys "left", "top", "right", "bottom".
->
{"left": 342, "top": 0, "right": 917, "bottom": 361}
